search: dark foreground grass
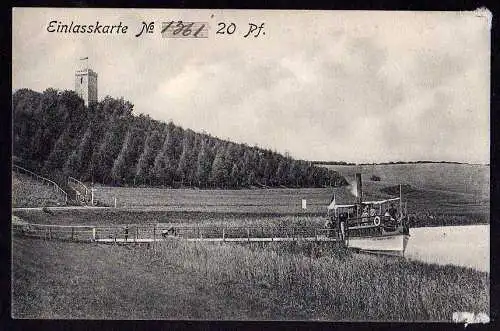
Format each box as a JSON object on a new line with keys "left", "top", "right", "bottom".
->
{"left": 12, "top": 236, "right": 488, "bottom": 321}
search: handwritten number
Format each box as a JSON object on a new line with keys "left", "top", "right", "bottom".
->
{"left": 161, "top": 21, "right": 174, "bottom": 34}
{"left": 217, "top": 22, "right": 236, "bottom": 35}
{"left": 193, "top": 24, "right": 205, "bottom": 37}
{"left": 162, "top": 21, "right": 206, "bottom": 38}
{"left": 173, "top": 21, "right": 184, "bottom": 35}
{"left": 182, "top": 22, "right": 194, "bottom": 36}
{"left": 226, "top": 23, "right": 236, "bottom": 34}
{"left": 216, "top": 22, "right": 226, "bottom": 34}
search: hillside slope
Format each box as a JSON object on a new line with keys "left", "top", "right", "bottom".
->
{"left": 321, "top": 163, "right": 489, "bottom": 226}
{"left": 323, "top": 163, "right": 489, "bottom": 199}
{"left": 13, "top": 88, "right": 345, "bottom": 189}
{"left": 12, "top": 172, "right": 67, "bottom": 207}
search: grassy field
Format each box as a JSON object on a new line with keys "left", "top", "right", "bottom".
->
{"left": 11, "top": 163, "right": 489, "bottom": 228}
{"left": 93, "top": 186, "right": 333, "bottom": 214}
{"left": 323, "top": 163, "right": 490, "bottom": 227}
{"left": 12, "top": 173, "right": 67, "bottom": 208}
{"left": 11, "top": 163, "right": 490, "bottom": 320}
{"left": 322, "top": 163, "right": 489, "bottom": 198}
{"left": 12, "top": 208, "right": 326, "bottom": 227}
{"left": 77, "top": 163, "right": 488, "bottom": 227}
{"left": 12, "top": 236, "right": 489, "bottom": 320}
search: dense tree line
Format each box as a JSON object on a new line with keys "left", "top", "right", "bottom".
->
{"left": 13, "top": 88, "right": 347, "bottom": 189}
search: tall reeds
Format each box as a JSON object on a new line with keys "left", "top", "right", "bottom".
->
{"left": 145, "top": 239, "right": 488, "bottom": 321}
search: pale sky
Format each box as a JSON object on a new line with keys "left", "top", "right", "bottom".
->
{"left": 12, "top": 8, "right": 491, "bottom": 164}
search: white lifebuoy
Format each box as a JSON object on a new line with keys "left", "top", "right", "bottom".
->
{"left": 373, "top": 216, "right": 381, "bottom": 226}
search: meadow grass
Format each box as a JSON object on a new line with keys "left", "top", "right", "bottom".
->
{"left": 148, "top": 240, "right": 489, "bottom": 321}
{"left": 12, "top": 163, "right": 490, "bottom": 227}
{"left": 12, "top": 208, "right": 326, "bottom": 227}
{"left": 12, "top": 236, "right": 489, "bottom": 321}
{"left": 12, "top": 206, "right": 488, "bottom": 232}
{"left": 12, "top": 173, "right": 66, "bottom": 208}
{"left": 11, "top": 163, "right": 490, "bottom": 320}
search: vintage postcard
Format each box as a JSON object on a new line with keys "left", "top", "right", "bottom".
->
{"left": 11, "top": 8, "right": 490, "bottom": 322}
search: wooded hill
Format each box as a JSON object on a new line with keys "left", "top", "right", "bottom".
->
{"left": 13, "top": 88, "right": 347, "bottom": 189}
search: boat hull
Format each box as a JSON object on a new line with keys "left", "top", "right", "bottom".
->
{"left": 347, "top": 233, "right": 410, "bottom": 257}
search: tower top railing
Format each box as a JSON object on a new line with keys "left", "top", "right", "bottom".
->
{"left": 76, "top": 68, "right": 97, "bottom": 75}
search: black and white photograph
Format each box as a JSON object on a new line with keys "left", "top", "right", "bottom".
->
{"left": 11, "top": 8, "right": 490, "bottom": 322}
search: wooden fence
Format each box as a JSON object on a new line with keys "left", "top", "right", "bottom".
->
{"left": 12, "top": 222, "right": 94, "bottom": 242}
{"left": 12, "top": 222, "right": 339, "bottom": 244}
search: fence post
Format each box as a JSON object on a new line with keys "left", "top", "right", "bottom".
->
{"left": 114, "top": 197, "right": 117, "bottom": 208}
{"left": 92, "top": 228, "right": 96, "bottom": 242}
{"left": 48, "top": 227, "right": 52, "bottom": 240}
{"left": 222, "top": 227, "right": 225, "bottom": 242}
{"left": 247, "top": 227, "right": 250, "bottom": 242}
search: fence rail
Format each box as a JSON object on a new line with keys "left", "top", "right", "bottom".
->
{"left": 68, "top": 176, "right": 91, "bottom": 204}
{"left": 12, "top": 164, "right": 68, "bottom": 205}
{"left": 12, "top": 222, "right": 340, "bottom": 243}
{"left": 12, "top": 222, "right": 94, "bottom": 241}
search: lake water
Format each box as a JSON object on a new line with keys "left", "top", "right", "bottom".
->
{"left": 405, "top": 225, "right": 489, "bottom": 273}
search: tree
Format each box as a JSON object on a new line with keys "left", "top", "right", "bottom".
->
{"left": 43, "top": 128, "right": 73, "bottom": 174}
{"left": 229, "top": 163, "right": 241, "bottom": 188}
{"left": 275, "top": 159, "right": 289, "bottom": 186}
{"left": 111, "top": 128, "right": 133, "bottom": 185}
{"left": 94, "top": 117, "right": 127, "bottom": 184}
{"left": 63, "top": 150, "right": 81, "bottom": 178}
{"left": 151, "top": 126, "right": 176, "bottom": 186}
{"left": 176, "top": 133, "right": 195, "bottom": 186}
{"left": 210, "top": 146, "right": 228, "bottom": 188}
{"left": 62, "top": 126, "right": 94, "bottom": 179}
{"left": 196, "top": 139, "right": 212, "bottom": 188}
{"left": 135, "top": 129, "right": 163, "bottom": 185}
{"left": 288, "top": 160, "right": 301, "bottom": 187}
{"left": 71, "top": 126, "right": 94, "bottom": 178}
{"left": 246, "top": 170, "right": 256, "bottom": 187}
{"left": 124, "top": 127, "right": 147, "bottom": 182}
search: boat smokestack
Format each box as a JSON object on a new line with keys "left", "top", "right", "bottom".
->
{"left": 355, "top": 173, "right": 363, "bottom": 204}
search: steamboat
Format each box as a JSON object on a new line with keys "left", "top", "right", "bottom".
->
{"left": 327, "top": 173, "right": 411, "bottom": 256}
